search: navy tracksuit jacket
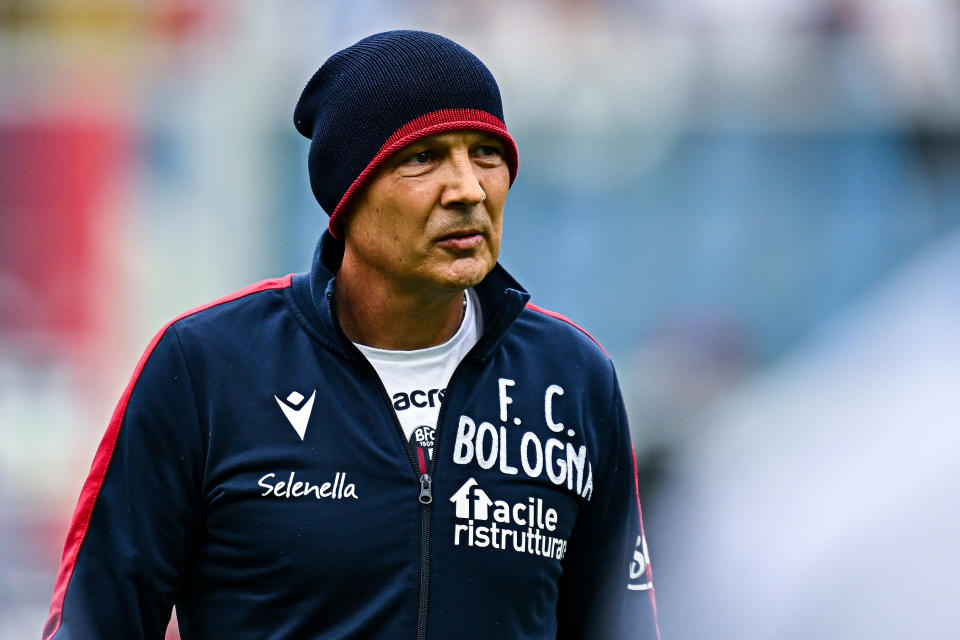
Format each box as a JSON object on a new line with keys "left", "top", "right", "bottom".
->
{"left": 44, "top": 232, "right": 660, "bottom": 639}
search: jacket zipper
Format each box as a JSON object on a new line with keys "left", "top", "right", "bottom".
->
{"left": 360, "top": 354, "right": 475, "bottom": 640}
{"left": 355, "top": 356, "right": 471, "bottom": 640}
{"left": 414, "top": 358, "right": 473, "bottom": 640}
{"left": 416, "top": 472, "right": 432, "bottom": 640}
{"left": 358, "top": 369, "right": 432, "bottom": 640}
{"left": 329, "top": 288, "right": 479, "bottom": 640}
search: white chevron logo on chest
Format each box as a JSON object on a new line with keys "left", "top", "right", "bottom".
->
{"left": 274, "top": 390, "right": 316, "bottom": 441}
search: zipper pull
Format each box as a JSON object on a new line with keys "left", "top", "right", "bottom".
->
{"left": 418, "top": 474, "right": 433, "bottom": 505}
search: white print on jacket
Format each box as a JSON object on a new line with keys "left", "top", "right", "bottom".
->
{"left": 627, "top": 534, "right": 653, "bottom": 591}
{"left": 449, "top": 477, "right": 568, "bottom": 560}
{"left": 452, "top": 378, "right": 594, "bottom": 500}
{"left": 274, "top": 390, "right": 316, "bottom": 440}
{"left": 258, "top": 471, "right": 358, "bottom": 500}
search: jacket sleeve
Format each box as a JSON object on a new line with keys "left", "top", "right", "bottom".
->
{"left": 43, "top": 325, "right": 204, "bottom": 640}
{"left": 556, "top": 369, "right": 660, "bottom": 640}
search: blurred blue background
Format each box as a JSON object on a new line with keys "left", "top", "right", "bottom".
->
{"left": 2, "top": 1, "right": 958, "bottom": 637}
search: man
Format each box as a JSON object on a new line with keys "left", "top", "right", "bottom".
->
{"left": 43, "top": 30, "right": 659, "bottom": 639}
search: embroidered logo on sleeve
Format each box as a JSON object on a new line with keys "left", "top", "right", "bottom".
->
{"left": 274, "top": 389, "right": 316, "bottom": 441}
{"left": 627, "top": 534, "right": 653, "bottom": 591}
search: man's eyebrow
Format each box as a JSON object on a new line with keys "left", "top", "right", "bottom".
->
{"left": 471, "top": 133, "right": 503, "bottom": 145}
{"left": 399, "top": 139, "right": 437, "bottom": 154}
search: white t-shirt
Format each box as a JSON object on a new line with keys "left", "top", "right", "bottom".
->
{"left": 354, "top": 289, "right": 482, "bottom": 466}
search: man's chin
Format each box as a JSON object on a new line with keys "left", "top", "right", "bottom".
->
{"left": 434, "top": 257, "right": 495, "bottom": 291}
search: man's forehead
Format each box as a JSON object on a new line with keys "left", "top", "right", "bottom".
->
{"left": 400, "top": 130, "right": 504, "bottom": 149}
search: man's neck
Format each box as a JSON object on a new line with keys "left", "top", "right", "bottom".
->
{"left": 334, "top": 267, "right": 465, "bottom": 351}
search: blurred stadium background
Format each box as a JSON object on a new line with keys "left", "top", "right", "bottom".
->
{"left": 1, "top": 1, "right": 958, "bottom": 638}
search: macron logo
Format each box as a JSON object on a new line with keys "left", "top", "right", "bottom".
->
{"left": 274, "top": 390, "right": 316, "bottom": 441}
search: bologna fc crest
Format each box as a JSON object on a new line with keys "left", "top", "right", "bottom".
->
{"left": 411, "top": 424, "right": 435, "bottom": 461}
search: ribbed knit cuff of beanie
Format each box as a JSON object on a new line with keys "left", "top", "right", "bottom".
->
{"left": 294, "top": 30, "right": 519, "bottom": 239}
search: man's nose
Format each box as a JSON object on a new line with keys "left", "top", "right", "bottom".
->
{"left": 440, "top": 149, "right": 486, "bottom": 209}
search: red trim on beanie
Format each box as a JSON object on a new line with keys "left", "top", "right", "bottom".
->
{"left": 328, "top": 108, "right": 518, "bottom": 239}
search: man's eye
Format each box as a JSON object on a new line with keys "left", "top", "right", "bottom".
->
{"left": 474, "top": 145, "right": 502, "bottom": 158}
{"left": 407, "top": 150, "right": 433, "bottom": 164}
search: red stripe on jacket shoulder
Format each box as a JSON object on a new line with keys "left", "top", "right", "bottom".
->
{"left": 43, "top": 274, "right": 293, "bottom": 640}
{"left": 524, "top": 302, "right": 608, "bottom": 356}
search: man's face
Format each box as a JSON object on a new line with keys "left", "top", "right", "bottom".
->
{"left": 342, "top": 130, "right": 510, "bottom": 295}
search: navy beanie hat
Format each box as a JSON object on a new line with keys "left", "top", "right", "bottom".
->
{"left": 294, "top": 30, "right": 519, "bottom": 239}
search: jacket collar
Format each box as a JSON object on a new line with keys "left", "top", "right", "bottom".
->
{"left": 290, "top": 231, "right": 530, "bottom": 362}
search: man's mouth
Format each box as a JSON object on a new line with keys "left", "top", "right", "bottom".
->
{"left": 436, "top": 229, "right": 484, "bottom": 251}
